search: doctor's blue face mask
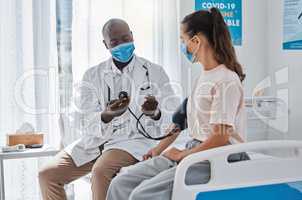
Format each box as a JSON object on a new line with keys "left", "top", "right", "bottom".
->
{"left": 110, "top": 42, "right": 135, "bottom": 63}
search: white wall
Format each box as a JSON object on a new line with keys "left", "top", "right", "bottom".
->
{"left": 267, "top": 0, "right": 302, "bottom": 140}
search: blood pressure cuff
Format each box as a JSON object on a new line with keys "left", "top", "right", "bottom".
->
{"left": 172, "top": 98, "right": 188, "bottom": 131}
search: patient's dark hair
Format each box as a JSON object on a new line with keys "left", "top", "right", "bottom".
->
{"left": 182, "top": 8, "right": 245, "bottom": 82}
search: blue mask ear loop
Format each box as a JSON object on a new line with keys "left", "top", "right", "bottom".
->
{"left": 190, "top": 36, "right": 201, "bottom": 63}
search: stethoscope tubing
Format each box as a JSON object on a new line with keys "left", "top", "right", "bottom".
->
{"left": 105, "top": 59, "right": 173, "bottom": 140}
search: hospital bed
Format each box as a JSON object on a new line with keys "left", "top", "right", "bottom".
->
{"left": 172, "top": 140, "right": 302, "bottom": 200}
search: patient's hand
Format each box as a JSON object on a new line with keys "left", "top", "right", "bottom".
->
{"left": 163, "top": 147, "right": 188, "bottom": 162}
{"left": 143, "top": 147, "right": 161, "bottom": 160}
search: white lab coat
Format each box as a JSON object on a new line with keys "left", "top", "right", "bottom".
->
{"left": 65, "top": 55, "right": 178, "bottom": 167}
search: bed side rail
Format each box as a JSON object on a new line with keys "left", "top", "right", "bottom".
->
{"left": 172, "top": 140, "right": 302, "bottom": 200}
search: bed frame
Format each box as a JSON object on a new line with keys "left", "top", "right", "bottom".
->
{"left": 172, "top": 140, "right": 302, "bottom": 200}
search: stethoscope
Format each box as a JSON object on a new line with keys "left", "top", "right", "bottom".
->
{"left": 106, "top": 61, "right": 151, "bottom": 103}
{"left": 105, "top": 60, "right": 173, "bottom": 141}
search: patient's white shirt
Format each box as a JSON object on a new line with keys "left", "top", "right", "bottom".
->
{"left": 187, "top": 64, "right": 246, "bottom": 144}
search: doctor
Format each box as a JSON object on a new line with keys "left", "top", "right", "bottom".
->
{"left": 39, "top": 18, "right": 177, "bottom": 200}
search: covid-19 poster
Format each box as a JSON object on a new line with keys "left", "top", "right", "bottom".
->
{"left": 195, "top": 0, "right": 242, "bottom": 46}
{"left": 283, "top": 0, "right": 302, "bottom": 50}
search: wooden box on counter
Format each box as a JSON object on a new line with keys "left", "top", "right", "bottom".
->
{"left": 7, "top": 133, "right": 44, "bottom": 146}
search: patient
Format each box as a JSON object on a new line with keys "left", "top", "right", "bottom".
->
{"left": 106, "top": 8, "right": 249, "bottom": 200}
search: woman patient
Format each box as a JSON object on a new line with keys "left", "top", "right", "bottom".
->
{"left": 106, "top": 8, "right": 248, "bottom": 200}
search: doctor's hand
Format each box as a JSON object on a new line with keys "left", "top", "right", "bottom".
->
{"left": 101, "top": 97, "right": 130, "bottom": 123}
{"left": 141, "top": 95, "right": 161, "bottom": 120}
{"left": 163, "top": 147, "right": 189, "bottom": 162}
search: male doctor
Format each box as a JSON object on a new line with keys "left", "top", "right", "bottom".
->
{"left": 39, "top": 19, "right": 177, "bottom": 200}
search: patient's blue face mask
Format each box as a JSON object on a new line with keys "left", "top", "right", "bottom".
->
{"left": 180, "top": 39, "right": 199, "bottom": 63}
{"left": 110, "top": 42, "right": 135, "bottom": 63}
{"left": 180, "top": 42, "right": 194, "bottom": 62}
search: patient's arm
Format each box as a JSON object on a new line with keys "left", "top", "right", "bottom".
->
{"left": 156, "top": 124, "right": 181, "bottom": 152}
{"left": 143, "top": 123, "right": 181, "bottom": 160}
{"left": 182, "top": 124, "right": 231, "bottom": 158}
{"left": 163, "top": 124, "right": 232, "bottom": 162}
{"left": 143, "top": 97, "right": 188, "bottom": 160}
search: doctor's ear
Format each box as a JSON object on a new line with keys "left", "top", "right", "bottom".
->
{"left": 130, "top": 31, "right": 134, "bottom": 41}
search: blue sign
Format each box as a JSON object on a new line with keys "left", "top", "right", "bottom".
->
{"left": 195, "top": 0, "right": 242, "bottom": 46}
{"left": 283, "top": 0, "right": 302, "bottom": 50}
{"left": 196, "top": 181, "right": 302, "bottom": 200}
